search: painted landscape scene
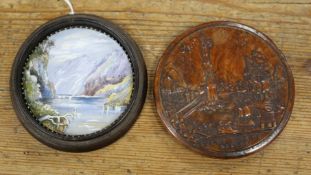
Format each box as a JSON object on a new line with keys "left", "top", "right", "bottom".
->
{"left": 23, "top": 28, "right": 133, "bottom": 135}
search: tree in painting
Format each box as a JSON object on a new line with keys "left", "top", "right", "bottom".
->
{"left": 23, "top": 28, "right": 134, "bottom": 135}
{"left": 23, "top": 40, "right": 69, "bottom": 132}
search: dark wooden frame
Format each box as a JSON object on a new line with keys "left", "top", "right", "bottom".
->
{"left": 11, "top": 14, "right": 147, "bottom": 152}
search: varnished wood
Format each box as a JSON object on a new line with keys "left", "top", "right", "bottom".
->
{"left": 0, "top": 0, "right": 310, "bottom": 174}
{"left": 154, "top": 21, "right": 294, "bottom": 158}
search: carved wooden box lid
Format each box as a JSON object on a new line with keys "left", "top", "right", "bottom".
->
{"left": 154, "top": 21, "right": 295, "bottom": 158}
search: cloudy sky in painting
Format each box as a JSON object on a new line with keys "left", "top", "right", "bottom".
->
{"left": 46, "top": 28, "right": 132, "bottom": 95}
{"left": 48, "top": 28, "right": 119, "bottom": 63}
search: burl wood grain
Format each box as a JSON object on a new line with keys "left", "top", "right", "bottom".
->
{"left": 0, "top": 0, "right": 310, "bottom": 174}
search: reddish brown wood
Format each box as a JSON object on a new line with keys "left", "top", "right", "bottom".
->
{"left": 154, "top": 21, "right": 295, "bottom": 158}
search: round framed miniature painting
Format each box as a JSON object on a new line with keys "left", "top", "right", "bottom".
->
{"left": 11, "top": 14, "right": 147, "bottom": 152}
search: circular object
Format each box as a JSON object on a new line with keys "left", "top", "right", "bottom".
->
{"left": 154, "top": 21, "right": 294, "bottom": 158}
{"left": 11, "top": 14, "right": 147, "bottom": 152}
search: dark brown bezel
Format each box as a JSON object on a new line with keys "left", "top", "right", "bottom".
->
{"left": 11, "top": 14, "right": 147, "bottom": 152}
{"left": 154, "top": 21, "right": 295, "bottom": 158}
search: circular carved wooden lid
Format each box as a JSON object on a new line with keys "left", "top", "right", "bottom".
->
{"left": 154, "top": 21, "right": 295, "bottom": 158}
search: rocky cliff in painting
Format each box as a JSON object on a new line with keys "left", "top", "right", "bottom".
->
{"left": 23, "top": 28, "right": 134, "bottom": 135}
{"left": 23, "top": 40, "right": 59, "bottom": 121}
{"left": 94, "top": 75, "right": 133, "bottom": 105}
{"left": 26, "top": 40, "right": 56, "bottom": 99}
{"left": 83, "top": 50, "right": 133, "bottom": 101}
{"left": 46, "top": 48, "right": 133, "bottom": 101}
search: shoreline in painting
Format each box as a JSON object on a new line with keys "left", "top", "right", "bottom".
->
{"left": 23, "top": 28, "right": 133, "bottom": 135}
{"left": 39, "top": 95, "right": 128, "bottom": 135}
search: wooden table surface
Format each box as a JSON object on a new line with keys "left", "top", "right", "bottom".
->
{"left": 0, "top": 0, "right": 310, "bottom": 174}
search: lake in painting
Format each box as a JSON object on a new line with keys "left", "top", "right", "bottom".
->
{"left": 23, "top": 28, "right": 133, "bottom": 135}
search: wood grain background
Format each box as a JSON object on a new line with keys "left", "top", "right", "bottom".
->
{"left": 0, "top": 0, "right": 310, "bottom": 174}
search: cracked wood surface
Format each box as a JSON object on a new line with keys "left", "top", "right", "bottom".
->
{"left": 0, "top": 0, "right": 310, "bottom": 174}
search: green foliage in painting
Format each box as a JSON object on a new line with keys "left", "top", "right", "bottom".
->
{"left": 24, "top": 70, "right": 57, "bottom": 117}
{"left": 23, "top": 40, "right": 67, "bottom": 133}
{"left": 41, "top": 116, "right": 68, "bottom": 133}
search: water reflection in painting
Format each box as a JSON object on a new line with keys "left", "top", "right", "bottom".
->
{"left": 23, "top": 28, "right": 133, "bottom": 135}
